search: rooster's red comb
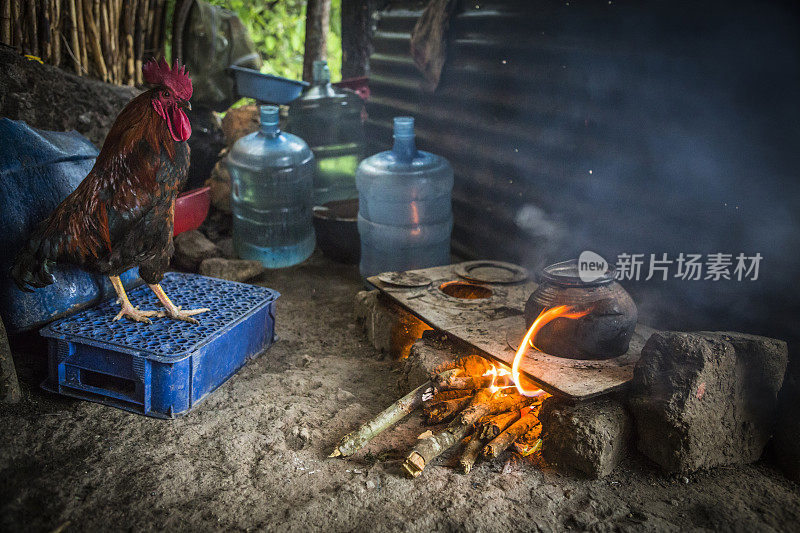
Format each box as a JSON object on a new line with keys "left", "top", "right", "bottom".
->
{"left": 142, "top": 58, "right": 192, "bottom": 100}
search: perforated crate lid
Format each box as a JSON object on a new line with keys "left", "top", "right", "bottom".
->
{"left": 40, "top": 273, "right": 279, "bottom": 362}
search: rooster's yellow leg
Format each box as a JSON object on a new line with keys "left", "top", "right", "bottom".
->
{"left": 148, "top": 283, "right": 210, "bottom": 325}
{"left": 109, "top": 276, "right": 159, "bottom": 324}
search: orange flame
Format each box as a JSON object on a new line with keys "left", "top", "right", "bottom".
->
{"left": 483, "top": 364, "right": 513, "bottom": 394}
{"left": 511, "top": 305, "right": 592, "bottom": 397}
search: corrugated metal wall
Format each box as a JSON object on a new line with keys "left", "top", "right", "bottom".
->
{"left": 365, "top": 0, "right": 800, "bottom": 339}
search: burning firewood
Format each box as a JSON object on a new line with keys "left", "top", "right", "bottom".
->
{"left": 458, "top": 434, "right": 486, "bottom": 474}
{"left": 430, "top": 354, "right": 494, "bottom": 378}
{"left": 403, "top": 389, "right": 539, "bottom": 477}
{"left": 329, "top": 369, "right": 459, "bottom": 458}
{"left": 514, "top": 437, "right": 543, "bottom": 457}
{"left": 422, "top": 394, "right": 475, "bottom": 425}
{"left": 483, "top": 412, "right": 542, "bottom": 459}
{"left": 433, "top": 374, "right": 507, "bottom": 391}
{"left": 478, "top": 409, "right": 522, "bottom": 440}
{"left": 403, "top": 389, "right": 496, "bottom": 477}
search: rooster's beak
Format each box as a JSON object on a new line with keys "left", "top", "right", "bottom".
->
{"left": 182, "top": 100, "right": 192, "bottom": 111}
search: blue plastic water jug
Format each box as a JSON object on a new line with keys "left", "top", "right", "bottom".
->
{"left": 356, "top": 117, "right": 453, "bottom": 278}
{"left": 287, "top": 60, "right": 365, "bottom": 205}
{"left": 227, "top": 105, "right": 315, "bottom": 268}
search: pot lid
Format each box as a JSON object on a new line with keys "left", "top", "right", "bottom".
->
{"left": 539, "top": 259, "right": 616, "bottom": 287}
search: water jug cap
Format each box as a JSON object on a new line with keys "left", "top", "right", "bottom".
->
{"left": 393, "top": 117, "right": 414, "bottom": 138}
{"left": 259, "top": 105, "right": 279, "bottom": 130}
{"left": 312, "top": 60, "right": 331, "bottom": 84}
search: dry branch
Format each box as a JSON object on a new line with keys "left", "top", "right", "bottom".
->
{"left": 422, "top": 395, "right": 474, "bottom": 425}
{"left": 402, "top": 388, "right": 497, "bottom": 478}
{"left": 67, "top": 0, "right": 81, "bottom": 73}
{"left": 329, "top": 369, "right": 459, "bottom": 458}
{"left": 75, "top": 0, "right": 87, "bottom": 70}
{"left": 479, "top": 409, "right": 521, "bottom": 440}
{"left": 81, "top": 0, "right": 106, "bottom": 81}
{"left": 423, "top": 389, "right": 472, "bottom": 404}
{"left": 458, "top": 434, "right": 485, "bottom": 474}
{"left": 1, "top": 0, "right": 10, "bottom": 44}
{"left": 483, "top": 413, "right": 541, "bottom": 459}
{"left": 11, "top": 0, "right": 22, "bottom": 51}
{"left": 433, "top": 374, "right": 495, "bottom": 391}
{"left": 458, "top": 391, "right": 537, "bottom": 428}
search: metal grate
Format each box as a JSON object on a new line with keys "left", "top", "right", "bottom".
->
{"left": 46, "top": 273, "right": 278, "bottom": 358}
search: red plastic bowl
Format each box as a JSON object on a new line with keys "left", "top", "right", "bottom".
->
{"left": 173, "top": 186, "right": 211, "bottom": 236}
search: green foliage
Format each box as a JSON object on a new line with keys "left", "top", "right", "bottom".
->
{"left": 205, "top": 0, "right": 342, "bottom": 82}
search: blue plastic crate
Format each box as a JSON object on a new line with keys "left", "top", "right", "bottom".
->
{"left": 40, "top": 272, "right": 279, "bottom": 418}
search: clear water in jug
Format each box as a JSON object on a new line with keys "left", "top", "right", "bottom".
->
{"left": 226, "top": 105, "right": 315, "bottom": 268}
{"left": 287, "top": 60, "right": 365, "bottom": 206}
{"left": 356, "top": 117, "right": 453, "bottom": 279}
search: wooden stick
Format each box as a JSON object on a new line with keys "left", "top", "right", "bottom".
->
{"left": 483, "top": 413, "right": 541, "bottom": 459}
{"left": 11, "top": 0, "right": 22, "bottom": 51}
{"left": 457, "top": 391, "right": 538, "bottom": 428}
{"left": 81, "top": 0, "right": 107, "bottom": 81}
{"left": 152, "top": 0, "right": 165, "bottom": 57}
{"left": 134, "top": 0, "right": 147, "bottom": 84}
{"left": 402, "top": 389, "right": 496, "bottom": 478}
{"left": 123, "top": 0, "right": 136, "bottom": 84}
{"left": 434, "top": 374, "right": 495, "bottom": 391}
{"left": 422, "top": 395, "right": 474, "bottom": 425}
{"left": 479, "top": 409, "right": 521, "bottom": 441}
{"left": 458, "top": 434, "right": 485, "bottom": 474}
{"left": 75, "top": 0, "right": 87, "bottom": 71}
{"left": 41, "top": 0, "right": 50, "bottom": 62}
{"left": 1, "top": 0, "right": 10, "bottom": 45}
{"left": 67, "top": 0, "right": 81, "bottom": 73}
{"left": 302, "top": 0, "right": 330, "bottom": 82}
{"left": 26, "top": 0, "right": 37, "bottom": 55}
{"left": 431, "top": 354, "right": 495, "bottom": 379}
{"left": 100, "top": 1, "right": 110, "bottom": 68}
{"left": 50, "top": 0, "right": 61, "bottom": 67}
{"left": 423, "top": 389, "right": 472, "bottom": 404}
{"left": 329, "top": 369, "right": 459, "bottom": 458}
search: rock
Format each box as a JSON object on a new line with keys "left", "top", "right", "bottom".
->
{"left": 216, "top": 238, "right": 237, "bottom": 259}
{"left": 354, "top": 290, "right": 399, "bottom": 356}
{"left": 205, "top": 156, "right": 232, "bottom": 214}
{"left": 198, "top": 258, "right": 265, "bottom": 282}
{"left": 173, "top": 230, "right": 221, "bottom": 271}
{"left": 221, "top": 104, "right": 260, "bottom": 147}
{"left": 399, "top": 333, "right": 457, "bottom": 392}
{"left": 628, "top": 331, "right": 788, "bottom": 474}
{"left": 0, "top": 317, "right": 21, "bottom": 404}
{"left": 353, "top": 290, "right": 432, "bottom": 359}
{"left": 771, "top": 366, "right": 800, "bottom": 481}
{"left": 539, "top": 397, "right": 632, "bottom": 478}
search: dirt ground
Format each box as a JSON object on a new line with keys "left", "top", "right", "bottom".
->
{"left": 1, "top": 252, "right": 799, "bottom": 533}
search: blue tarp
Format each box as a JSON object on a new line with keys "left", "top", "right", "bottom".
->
{"left": 0, "top": 118, "right": 140, "bottom": 333}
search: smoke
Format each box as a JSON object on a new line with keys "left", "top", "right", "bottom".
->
{"left": 509, "top": 1, "right": 800, "bottom": 349}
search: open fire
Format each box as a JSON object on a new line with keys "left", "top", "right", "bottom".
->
{"left": 332, "top": 303, "right": 593, "bottom": 478}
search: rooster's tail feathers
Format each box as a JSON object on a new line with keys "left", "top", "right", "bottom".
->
{"left": 11, "top": 238, "right": 57, "bottom": 292}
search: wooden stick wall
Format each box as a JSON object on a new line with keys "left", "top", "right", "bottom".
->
{"left": 0, "top": 0, "right": 169, "bottom": 86}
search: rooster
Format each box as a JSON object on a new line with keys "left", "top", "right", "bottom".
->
{"left": 11, "top": 58, "right": 209, "bottom": 324}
